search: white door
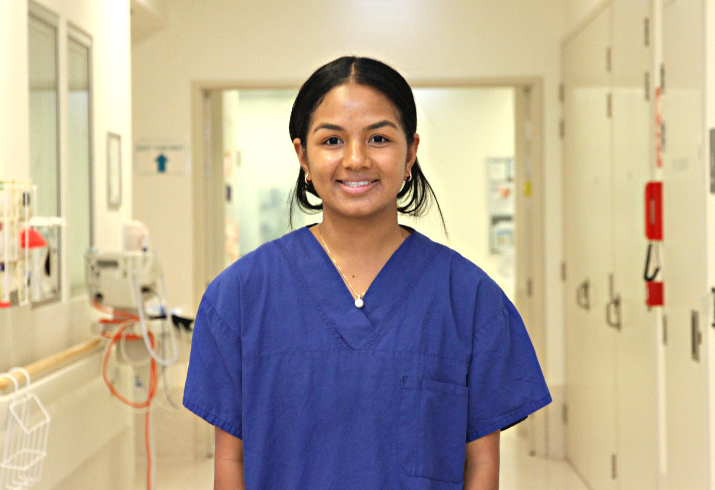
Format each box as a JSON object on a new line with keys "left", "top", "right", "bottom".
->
{"left": 707, "top": 0, "right": 715, "bottom": 486}
{"left": 563, "top": 7, "right": 618, "bottom": 490}
{"left": 662, "top": 0, "right": 709, "bottom": 488}
{"left": 611, "top": 1, "right": 659, "bottom": 488}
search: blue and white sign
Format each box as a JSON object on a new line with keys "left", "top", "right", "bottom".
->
{"left": 134, "top": 138, "right": 190, "bottom": 175}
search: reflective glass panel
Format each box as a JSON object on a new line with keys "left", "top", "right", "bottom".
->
{"left": 28, "top": 16, "right": 59, "bottom": 217}
{"left": 67, "top": 37, "right": 92, "bottom": 295}
{"left": 28, "top": 15, "right": 61, "bottom": 303}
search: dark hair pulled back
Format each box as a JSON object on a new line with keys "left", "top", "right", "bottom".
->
{"left": 288, "top": 56, "right": 445, "bottom": 229}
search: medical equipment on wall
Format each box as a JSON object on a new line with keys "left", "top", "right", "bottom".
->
{"left": 123, "top": 219, "right": 151, "bottom": 252}
{"left": 0, "top": 180, "right": 63, "bottom": 308}
{"left": 644, "top": 181, "right": 664, "bottom": 307}
{"left": 85, "top": 222, "right": 192, "bottom": 490}
{"left": 0, "top": 369, "right": 50, "bottom": 490}
{"left": 85, "top": 246, "right": 185, "bottom": 410}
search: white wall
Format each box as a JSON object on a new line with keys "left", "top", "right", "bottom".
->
{"left": 132, "top": 0, "right": 566, "bottom": 388}
{"left": 565, "top": 0, "right": 609, "bottom": 36}
{"left": 0, "top": 1, "right": 30, "bottom": 181}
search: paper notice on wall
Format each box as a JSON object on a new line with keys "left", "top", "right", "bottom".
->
{"left": 134, "top": 138, "right": 190, "bottom": 175}
{"left": 487, "top": 157, "right": 515, "bottom": 254}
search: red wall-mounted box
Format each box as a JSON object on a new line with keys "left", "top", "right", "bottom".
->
{"left": 645, "top": 182, "right": 663, "bottom": 241}
{"left": 646, "top": 281, "right": 664, "bottom": 307}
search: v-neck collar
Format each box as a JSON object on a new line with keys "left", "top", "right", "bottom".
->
{"left": 277, "top": 225, "right": 440, "bottom": 350}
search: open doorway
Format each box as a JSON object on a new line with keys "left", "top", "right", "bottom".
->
{"left": 200, "top": 86, "right": 520, "bottom": 295}
{"left": 221, "top": 89, "right": 309, "bottom": 265}
{"left": 408, "top": 87, "right": 517, "bottom": 297}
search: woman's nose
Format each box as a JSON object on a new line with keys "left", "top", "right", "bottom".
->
{"left": 344, "top": 140, "right": 370, "bottom": 170}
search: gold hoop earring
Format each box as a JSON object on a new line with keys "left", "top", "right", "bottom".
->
{"left": 405, "top": 172, "right": 412, "bottom": 182}
{"left": 305, "top": 174, "right": 311, "bottom": 185}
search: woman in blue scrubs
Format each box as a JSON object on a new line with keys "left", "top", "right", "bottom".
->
{"left": 184, "top": 57, "right": 551, "bottom": 490}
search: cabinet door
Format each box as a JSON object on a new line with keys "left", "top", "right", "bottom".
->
{"left": 611, "top": 1, "right": 658, "bottom": 489}
{"left": 663, "top": 0, "right": 709, "bottom": 488}
{"left": 563, "top": 7, "right": 618, "bottom": 490}
{"left": 709, "top": 1, "right": 715, "bottom": 485}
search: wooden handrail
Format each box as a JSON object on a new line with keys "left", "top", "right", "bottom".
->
{"left": 0, "top": 338, "right": 102, "bottom": 392}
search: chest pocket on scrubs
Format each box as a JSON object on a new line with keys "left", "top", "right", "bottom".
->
{"left": 397, "top": 376, "right": 469, "bottom": 484}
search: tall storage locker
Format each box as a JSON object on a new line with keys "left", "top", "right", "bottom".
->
{"left": 707, "top": 0, "right": 715, "bottom": 484}
{"left": 564, "top": 1, "right": 713, "bottom": 488}
{"left": 563, "top": 7, "right": 618, "bottom": 490}
{"left": 662, "top": 0, "right": 709, "bottom": 488}
{"left": 611, "top": 1, "right": 658, "bottom": 488}
{"left": 563, "top": 2, "right": 660, "bottom": 488}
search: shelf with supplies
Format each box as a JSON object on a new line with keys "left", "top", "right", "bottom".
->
{"left": 0, "top": 180, "right": 65, "bottom": 308}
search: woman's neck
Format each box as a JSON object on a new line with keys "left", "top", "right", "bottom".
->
{"left": 316, "top": 208, "right": 405, "bottom": 261}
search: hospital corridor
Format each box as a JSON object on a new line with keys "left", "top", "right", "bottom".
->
{"left": 1, "top": 0, "right": 715, "bottom": 489}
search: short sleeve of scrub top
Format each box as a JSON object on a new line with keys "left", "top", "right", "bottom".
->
{"left": 183, "top": 227, "right": 551, "bottom": 489}
{"left": 183, "top": 280, "right": 243, "bottom": 438}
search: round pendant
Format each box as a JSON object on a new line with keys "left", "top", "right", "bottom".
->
{"left": 354, "top": 297, "right": 364, "bottom": 308}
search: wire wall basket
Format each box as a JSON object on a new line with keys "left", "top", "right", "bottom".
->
{"left": 0, "top": 369, "right": 50, "bottom": 490}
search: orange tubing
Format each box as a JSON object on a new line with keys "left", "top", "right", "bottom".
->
{"left": 92, "top": 299, "right": 140, "bottom": 321}
{"left": 96, "top": 300, "right": 158, "bottom": 490}
{"left": 102, "top": 322, "right": 158, "bottom": 409}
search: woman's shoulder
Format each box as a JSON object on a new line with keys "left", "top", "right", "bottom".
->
{"left": 413, "top": 231, "right": 494, "bottom": 282}
{"left": 202, "top": 228, "right": 306, "bottom": 305}
{"left": 413, "top": 230, "right": 507, "bottom": 313}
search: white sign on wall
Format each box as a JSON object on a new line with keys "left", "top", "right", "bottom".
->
{"left": 134, "top": 138, "right": 189, "bottom": 175}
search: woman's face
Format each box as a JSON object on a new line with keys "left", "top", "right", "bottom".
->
{"left": 294, "top": 83, "right": 419, "bottom": 221}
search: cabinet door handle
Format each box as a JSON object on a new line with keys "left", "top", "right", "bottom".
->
{"left": 606, "top": 296, "right": 621, "bottom": 330}
{"left": 577, "top": 279, "right": 590, "bottom": 310}
{"left": 692, "top": 310, "right": 702, "bottom": 361}
{"left": 606, "top": 274, "right": 621, "bottom": 330}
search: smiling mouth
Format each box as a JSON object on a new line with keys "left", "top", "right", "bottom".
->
{"left": 338, "top": 180, "right": 376, "bottom": 187}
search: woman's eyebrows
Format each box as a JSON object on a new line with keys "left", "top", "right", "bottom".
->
{"left": 313, "top": 123, "right": 343, "bottom": 133}
{"left": 364, "top": 120, "right": 398, "bottom": 131}
{"left": 312, "top": 120, "right": 398, "bottom": 133}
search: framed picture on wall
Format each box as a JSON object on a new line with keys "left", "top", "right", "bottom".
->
{"left": 107, "top": 132, "right": 122, "bottom": 209}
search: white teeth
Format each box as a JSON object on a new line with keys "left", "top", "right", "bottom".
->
{"left": 342, "top": 181, "right": 371, "bottom": 187}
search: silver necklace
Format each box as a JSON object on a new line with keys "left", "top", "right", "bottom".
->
{"left": 317, "top": 225, "right": 405, "bottom": 309}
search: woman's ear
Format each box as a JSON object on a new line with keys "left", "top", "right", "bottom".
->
{"left": 406, "top": 133, "right": 420, "bottom": 173}
{"left": 293, "top": 138, "right": 310, "bottom": 177}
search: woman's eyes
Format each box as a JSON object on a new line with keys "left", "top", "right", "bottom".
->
{"left": 370, "top": 135, "right": 389, "bottom": 144}
{"left": 321, "top": 135, "right": 390, "bottom": 145}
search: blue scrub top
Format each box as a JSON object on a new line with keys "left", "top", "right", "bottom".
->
{"left": 184, "top": 226, "right": 551, "bottom": 489}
